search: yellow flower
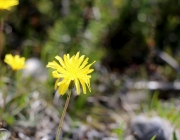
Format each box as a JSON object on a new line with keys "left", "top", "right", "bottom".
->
{"left": 4, "top": 54, "right": 25, "bottom": 70}
{"left": 0, "top": 0, "right": 19, "bottom": 10}
{"left": 47, "top": 52, "right": 95, "bottom": 95}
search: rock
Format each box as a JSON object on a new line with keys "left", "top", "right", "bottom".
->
{"left": 130, "top": 115, "right": 173, "bottom": 140}
{"left": 102, "top": 137, "right": 119, "bottom": 140}
{"left": 86, "top": 129, "right": 103, "bottom": 140}
{"left": 0, "top": 128, "right": 11, "bottom": 140}
{"left": 22, "top": 58, "right": 47, "bottom": 81}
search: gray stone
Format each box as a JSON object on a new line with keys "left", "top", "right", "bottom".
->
{"left": 130, "top": 115, "right": 173, "bottom": 140}
{"left": 102, "top": 137, "right": 119, "bottom": 140}
{"left": 22, "top": 58, "right": 47, "bottom": 81}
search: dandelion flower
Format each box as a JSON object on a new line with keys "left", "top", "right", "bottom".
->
{"left": 47, "top": 52, "right": 95, "bottom": 95}
{"left": 4, "top": 54, "right": 26, "bottom": 70}
{"left": 0, "top": 0, "right": 19, "bottom": 10}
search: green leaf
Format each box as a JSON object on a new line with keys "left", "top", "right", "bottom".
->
{"left": 150, "top": 135, "right": 156, "bottom": 140}
{"left": 173, "top": 131, "right": 177, "bottom": 140}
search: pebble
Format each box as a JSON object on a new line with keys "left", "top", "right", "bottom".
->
{"left": 130, "top": 115, "right": 173, "bottom": 140}
{"left": 22, "top": 58, "right": 47, "bottom": 81}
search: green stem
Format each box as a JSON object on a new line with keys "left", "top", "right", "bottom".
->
{"left": 0, "top": 89, "right": 7, "bottom": 124}
{"left": 0, "top": 80, "right": 12, "bottom": 125}
{"left": 56, "top": 90, "right": 71, "bottom": 140}
{"left": 0, "top": 71, "right": 15, "bottom": 126}
{"left": 0, "top": 18, "right": 3, "bottom": 60}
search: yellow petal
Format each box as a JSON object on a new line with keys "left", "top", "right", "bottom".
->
{"left": 52, "top": 71, "right": 62, "bottom": 78}
{"left": 54, "top": 78, "right": 60, "bottom": 89}
{"left": 87, "top": 69, "right": 94, "bottom": 74}
{"left": 79, "top": 61, "right": 96, "bottom": 74}
{"left": 58, "top": 81, "right": 70, "bottom": 95}
{"left": 74, "top": 52, "right": 80, "bottom": 61}
{"left": 0, "top": 0, "right": 18, "bottom": 10}
{"left": 46, "top": 52, "right": 95, "bottom": 95}
{"left": 47, "top": 61, "right": 66, "bottom": 74}
{"left": 78, "top": 57, "right": 89, "bottom": 70}
{"left": 85, "top": 79, "right": 91, "bottom": 92}
{"left": 79, "top": 78, "right": 86, "bottom": 94}
{"left": 63, "top": 54, "right": 71, "bottom": 71}
{"left": 75, "top": 55, "right": 85, "bottom": 69}
{"left": 4, "top": 54, "right": 25, "bottom": 70}
{"left": 55, "top": 55, "right": 66, "bottom": 68}
{"left": 74, "top": 79, "right": 80, "bottom": 94}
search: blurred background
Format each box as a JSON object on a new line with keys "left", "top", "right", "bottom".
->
{"left": 1, "top": 0, "right": 180, "bottom": 139}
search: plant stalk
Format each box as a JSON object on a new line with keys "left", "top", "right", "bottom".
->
{"left": 0, "top": 18, "right": 3, "bottom": 60}
{"left": 56, "top": 90, "right": 71, "bottom": 140}
{"left": 0, "top": 80, "right": 11, "bottom": 125}
{"left": 0, "top": 72, "right": 15, "bottom": 126}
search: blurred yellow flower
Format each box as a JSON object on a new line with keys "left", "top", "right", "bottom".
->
{"left": 4, "top": 54, "right": 25, "bottom": 70}
{"left": 0, "top": 0, "right": 19, "bottom": 10}
{"left": 112, "top": 0, "right": 122, "bottom": 7}
{"left": 47, "top": 52, "right": 95, "bottom": 95}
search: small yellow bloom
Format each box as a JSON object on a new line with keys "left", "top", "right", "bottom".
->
{"left": 47, "top": 52, "right": 95, "bottom": 95}
{"left": 4, "top": 54, "right": 26, "bottom": 70}
{"left": 0, "top": 0, "right": 19, "bottom": 10}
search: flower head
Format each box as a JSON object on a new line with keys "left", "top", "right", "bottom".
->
{"left": 0, "top": 0, "right": 19, "bottom": 10}
{"left": 4, "top": 54, "right": 26, "bottom": 70}
{"left": 47, "top": 52, "right": 95, "bottom": 95}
